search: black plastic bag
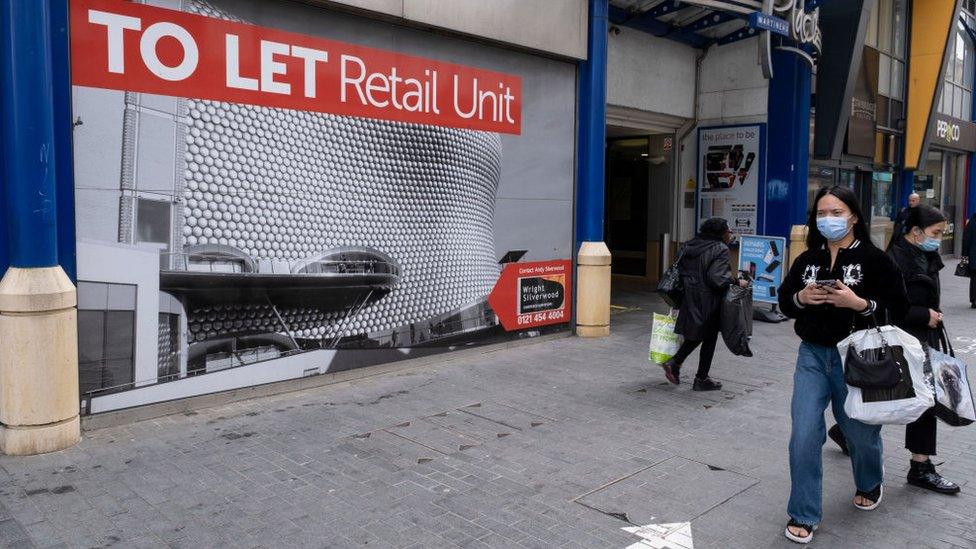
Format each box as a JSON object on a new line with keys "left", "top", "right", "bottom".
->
{"left": 721, "top": 283, "right": 753, "bottom": 357}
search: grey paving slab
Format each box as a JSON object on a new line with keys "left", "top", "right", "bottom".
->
{"left": 1, "top": 261, "right": 976, "bottom": 548}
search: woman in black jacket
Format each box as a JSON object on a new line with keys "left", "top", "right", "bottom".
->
{"left": 661, "top": 218, "right": 747, "bottom": 391}
{"left": 829, "top": 205, "right": 959, "bottom": 494}
{"left": 963, "top": 212, "right": 976, "bottom": 307}
{"left": 777, "top": 186, "right": 909, "bottom": 544}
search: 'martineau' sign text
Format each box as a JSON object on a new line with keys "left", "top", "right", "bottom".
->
{"left": 70, "top": 0, "right": 522, "bottom": 134}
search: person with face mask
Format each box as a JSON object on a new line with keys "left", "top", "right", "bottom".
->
{"left": 777, "top": 186, "right": 909, "bottom": 544}
{"left": 661, "top": 218, "right": 748, "bottom": 391}
{"left": 828, "top": 205, "right": 959, "bottom": 495}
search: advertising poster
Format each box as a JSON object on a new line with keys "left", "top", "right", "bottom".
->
{"left": 738, "top": 235, "right": 787, "bottom": 304}
{"left": 69, "top": 0, "right": 575, "bottom": 412}
{"left": 488, "top": 260, "right": 571, "bottom": 330}
{"left": 697, "top": 124, "right": 765, "bottom": 235}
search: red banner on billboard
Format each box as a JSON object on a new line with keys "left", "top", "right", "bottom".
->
{"left": 69, "top": 0, "right": 522, "bottom": 134}
{"left": 488, "top": 260, "right": 572, "bottom": 331}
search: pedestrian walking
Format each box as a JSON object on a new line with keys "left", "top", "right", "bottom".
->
{"left": 828, "top": 205, "right": 959, "bottom": 495}
{"left": 963, "top": 211, "right": 976, "bottom": 307}
{"left": 661, "top": 218, "right": 747, "bottom": 391}
{"left": 777, "top": 186, "right": 909, "bottom": 544}
{"left": 889, "top": 193, "right": 921, "bottom": 250}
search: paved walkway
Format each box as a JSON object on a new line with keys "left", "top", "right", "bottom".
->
{"left": 2, "top": 263, "right": 976, "bottom": 548}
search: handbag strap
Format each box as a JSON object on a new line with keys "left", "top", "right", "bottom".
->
{"left": 857, "top": 311, "right": 892, "bottom": 350}
{"left": 939, "top": 322, "right": 956, "bottom": 357}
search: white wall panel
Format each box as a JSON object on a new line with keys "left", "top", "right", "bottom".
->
{"left": 607, "top": 28, "right": 697, "bottom": 119}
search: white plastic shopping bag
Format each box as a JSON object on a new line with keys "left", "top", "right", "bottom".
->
{"left": 927, "top": 348, "right": 976, "bottom": 427}
{"left": 649, "top": 311, "right": 682, "bottom": 365}
{"left": 839, "top": 326, "right": 933, "bottom": 425}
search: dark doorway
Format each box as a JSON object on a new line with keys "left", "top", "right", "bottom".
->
{"left": 606, "top": 138, "right": 650, "bottom": 276}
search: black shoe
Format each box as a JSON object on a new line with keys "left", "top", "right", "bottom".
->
{"left": 827, "top": 424, "right": 850, "bottom": 456}
{"left": 907, "top": 459, "right": 961, "bottom": 495}
{"left": 692, "top": 377, "right": 722, "bottom": 391}
{"left": 662, "top": 359, "right": 681, "bottom": 385}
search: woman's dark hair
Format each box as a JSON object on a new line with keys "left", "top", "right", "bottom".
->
{"left": 699, "top": 217, "right": 730, "bottom": 239}
{"left": 904, "top": 205, "right": 946, "bottom": 232}
{"left": 806, "top": 185, "right": 873, "bottom": 249}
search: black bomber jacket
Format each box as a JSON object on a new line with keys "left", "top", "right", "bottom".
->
{"left": 777, "top": 239, "right": 909, "bottom": 347}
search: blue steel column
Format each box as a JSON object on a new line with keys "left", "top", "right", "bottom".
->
{"left": 576, "top": 0, "right": 608, "bottom": 247}
{"left": 1, "top": 0, "right": 60, "bottom": 269}
{"left": 765, "top": 50, "right": 812, "bottom": 239}
{"left": 51, "top": 0, "right": 77, "bottom": 281}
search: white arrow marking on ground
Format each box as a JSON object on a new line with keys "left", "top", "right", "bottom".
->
{"left": 622, "top": 522, "right": 694, "bottom": 549}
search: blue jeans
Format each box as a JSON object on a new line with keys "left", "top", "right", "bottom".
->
{"left": 788, "top": 342, "right": 884, "bottom": 525}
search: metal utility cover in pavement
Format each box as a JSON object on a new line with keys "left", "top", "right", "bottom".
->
{"left": 575, "top": 457, "right": 758, "bottom": 526}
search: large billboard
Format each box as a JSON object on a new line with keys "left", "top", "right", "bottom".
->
{"left": 70, "top": 0, "right": 575, "bottom": 412}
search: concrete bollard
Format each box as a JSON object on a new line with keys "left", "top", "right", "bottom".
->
{"left": 0, "top": 267, "right": 81, "bottom": 455}
{"left": 576, "top": 241, "right": 611, "bottom": 338}
{"left": 789, "top": 224, "right": 808, "bottom": 269}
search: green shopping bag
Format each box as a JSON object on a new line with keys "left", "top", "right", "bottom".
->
{"left": 649, "top": 311, "right": 683, "bottom": 365}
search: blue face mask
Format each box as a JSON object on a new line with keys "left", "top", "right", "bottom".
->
{"left": 917, "top": 235, "right": 941, "bottom": 252}
{"left": 816, "top": 216, "right": 851, "bottom": 242}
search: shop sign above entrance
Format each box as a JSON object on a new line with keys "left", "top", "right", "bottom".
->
{"left": 928, "top": 115, "right": 976, "bottom": 152}
{"left": 773, "top": 0, "right": 823, "bottom": 54}
{"left": 751, "top": 0, "right": 822, "bottom": 78}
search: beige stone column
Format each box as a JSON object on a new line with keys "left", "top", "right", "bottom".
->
{"left": 789, "top": 225, "right": 808, "bottom": 269}
{"left": 0, "top": 267, "right": 81, "bottom": 455}
{"left": 576, "top": 242, "right": 612, "bottom": 338}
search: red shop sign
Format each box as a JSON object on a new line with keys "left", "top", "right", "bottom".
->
{"left": 70, "top": 0, "right": 522, "bottom": 134}
{"left": 488, "top": 260, "right": 572, "bottom": 331}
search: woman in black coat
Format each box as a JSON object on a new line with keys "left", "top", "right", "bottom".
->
{"left": 963, "top": 212, "right": 976, "bottom": 307}
{"left": 828, "top": 205, "right": 959, "bottom": 494}
{"left": 661, "top": 218, "right": 747, "bottom": 391}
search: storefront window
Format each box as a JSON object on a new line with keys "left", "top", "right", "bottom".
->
{"left": 914, "top": 151, "right": 944, "bottom": 208}
{"left": 939, "top": 16, "right": 975, "bottom": 120}
{"left": 871, "top": 172, "right": 894, "bottom": 220}
{"left": 807, "top": 166, "right": 835, "bottom": 212}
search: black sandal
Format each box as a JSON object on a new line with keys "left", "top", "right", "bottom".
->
{"left": 784, "top": 519, "right": 816, "bottom": 544}
{"left": 853, "top": 484, "right": 883, "bottom": 510}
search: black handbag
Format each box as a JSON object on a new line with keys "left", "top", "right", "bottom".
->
{"left": 657, "top": 248, "right": 685, "bottom": 308}
{"left": 954, "top": 257, "right": 970, "bottom": 278}
{"left": 844, "top": 323, "right": 904, "bottom": 390}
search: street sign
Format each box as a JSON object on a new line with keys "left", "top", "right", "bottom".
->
{"left": 738, "top": 235, "right": 787, "bottom": 304}
{"left": 488, "top": 260, "right": 571, "bottom": 331}
{"left": 748, "top": 12, "right": 789, "bottom": 36}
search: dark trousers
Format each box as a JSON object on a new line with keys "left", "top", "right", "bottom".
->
{"left": 905, "top": 407, "right": 937, "bottom": 456}
{"left": 970, "top": 275, "right": 976, "bottom": 305}
{"left": 672, "top": 326, "right": 719, "bottom": 379}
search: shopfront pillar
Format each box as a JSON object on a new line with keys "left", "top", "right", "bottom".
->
{"left": 765, "top": 50, "right": 812, "bottom": 242}
{"left": 0, "top": 0, "right": 80, "bottom": 455}
{"left": 575, "top": 0, "right": 611, "bottom": 338}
